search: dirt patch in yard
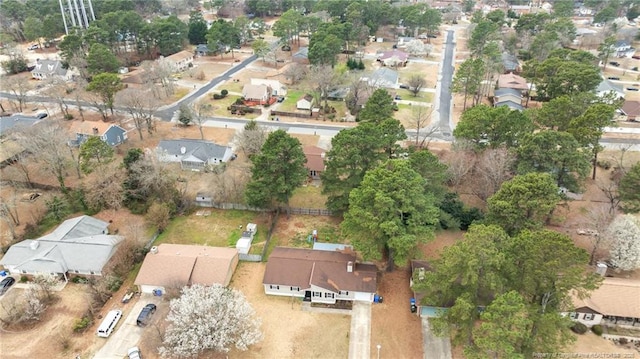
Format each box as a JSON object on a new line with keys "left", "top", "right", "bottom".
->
{"left": 270, "top": 214, "right": 342, "bottom": 249}
{"left": 0, "top": 283, "right": 92, "bottom": 359}
{"left": 371, "top": 268, "right": 424, "bottom": 359}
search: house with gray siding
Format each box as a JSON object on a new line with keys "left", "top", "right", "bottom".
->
{"left": 157, "top": 139, "right": 233, "bottom": 171}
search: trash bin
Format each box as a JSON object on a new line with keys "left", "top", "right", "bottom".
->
{"left": 153, "top": 289, "right": 163, "bottom": 296}
{"left": 0, "top": 271, "right": 6, "bottom": 277}
{"left": 374, "top": 294, "right": 384, "bottom": 303}
{"left": 410, "top": 298, "right": 417, "bottom": 313}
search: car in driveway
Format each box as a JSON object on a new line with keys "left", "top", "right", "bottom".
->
{"left": 627, "top": 87, "right": 640, "bottom": 91}
{"left": 128, "top": 347, "right": 141, "bottom": 359}
{"left": 136, "top": 303, "right": 157, "bottom": 326}
{"left": 0, "top": 277, "right": 15, "bottom": 295}
{"left": 609, "top": 61, "right": 621, "bottom": 67}
{"left": 27, "top": 44, "right": 39, "bottom": 50}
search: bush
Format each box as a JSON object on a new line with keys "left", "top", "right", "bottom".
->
{"left": 64, "top": 113, "right": 74, "bottom": 120}
{"left": 213, "top": 93, "right": 224, "bottom": 99}
{"left": 221, "top": 89, "right": 228, "bottom": 97}
{"left": 20, "top": 275, "right": 29, "bottom": 283}
{"left": 591, "top": 325, "right": 603, "bottom": 336}
{"left": 618, "top": 337, "right": 628, "bottom": 345}
{"left": 73, "top": 315, "right": 92, "bottom": 332}
{"left": 597, "top": 160, "right": 611, "bottom": 170}
{"left": 570, "top": 322, "right": 588, "bottom": 334}
{"left": 71, "top": 276, "right": 88, "bottom": 284}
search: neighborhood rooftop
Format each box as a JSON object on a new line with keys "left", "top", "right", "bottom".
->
{"left": 158, "top": 138, "right": 231, "bottom": 160}
{"left": 571, "top": 277, "right": 640, "bottom": 319}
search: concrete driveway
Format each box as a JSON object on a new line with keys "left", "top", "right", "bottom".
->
{"left": 421, "top": 317, "right": 452, "bottom": 359}
{"left": 93, "top": 296, "right": 161, "bottom": 359}
{"left": 348, "top": 301, "right": 371, "bottom": 359}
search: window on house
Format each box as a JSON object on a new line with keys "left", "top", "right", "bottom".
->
{"left": 584, "top": 313, "right": 595, "bottom": 321}
{"left": 290, "top": 286, "right": 300, "bottom": 291}
{"left": 74, "top": 270, "right": 79, "bottom": 274}
{"left": 312, "top": 292, "right": 322, "bottom": 297}
{"left": 324, "top": 292, "right": 335, "bottom": 298}
{"left": 21, "top": 270, "right": 27, "bottom": 274}
{"left": 339, "top": 290, "right": 349, "bottom": 296}
{"left": 90, "top": 271, "right": 95, "bottom": 275}
{"left": 569, "top": 312, "right": 579, "bottom": 319}
{"left": 269, "top": 285, "right": 280, "bottom": 290}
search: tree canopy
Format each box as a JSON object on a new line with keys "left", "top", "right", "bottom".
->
{"left": 245, "top": 130, "right": 307, "bottom": 210}
{"left": 486, "top": 173, "right": 561, "bottom": 235}
{"left": 619, "top": 162, "right": 640, "bottom": 213}
{"left": 358, "top": 89, "right": 396, "bottom": 123}
{"left": 160, "top": 284, "right": 262, "bottom": 357}
{"left": 453, "top": 105, "right": 535, "bottom": 149}
{"left": 606, "top": 214, "right": 640, "bottom": 271}
{"left": 79, "top": 137, "right": 114, "bottom": 174}
{"left": 341, "top": 160, "right": 439, "bottom": 266}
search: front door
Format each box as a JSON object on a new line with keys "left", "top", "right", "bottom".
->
{"left": 304, "top": 291, "right": 311, "bottom": 301}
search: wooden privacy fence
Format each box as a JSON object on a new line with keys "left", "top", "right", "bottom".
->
{"left": 270, "top": 110, "right": 311, "bottom": 119}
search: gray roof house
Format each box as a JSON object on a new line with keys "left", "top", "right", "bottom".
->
{"left": 596, "top": 79, "right": 625, "bottom": 100}
{"left": 495, "top": 99, "right": 524, "bottom": 111}
{"left": 0, "top": 114, "right": 42, "bottom": 138}
{"left": 0, "top": 215, "right": 122, "bottom": 278}
{"left": 363, "top": 68, "right": 399, "bottom": 89}
{"left": 31, "top": 59, "right": 70, "bottom": 81}
{"left": 501, "top": 52, "right": 520, "bottom": 73}
{"left": 71, "top": 121, "right": 128, "bottom": 147}
{"left": 293, "top": 47, "right": 309, "bottom": 64}
{"left": 494, "top": 88, "right": 523, "bottom": 105}
{"left": 157, "top": 139, "right": 233, "bottom": 171}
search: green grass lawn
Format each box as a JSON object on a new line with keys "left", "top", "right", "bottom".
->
{"left": 218, "top": 81, "right": 243, "bottom": 94}
{"left": 289, "top": 185, "right": 328, "bottom": 209}
{"left": 155, "top": 210, "right": 268, "bottom": 247}
{"left": 279, "top": 89, "right": 306, "bottom": 112}
{"left": 396, "top": 89, "right": 433, "bottom": 103}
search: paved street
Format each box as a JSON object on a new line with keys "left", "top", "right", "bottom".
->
{"left": 437, "top": 30, "right": 455, "bottom": 138}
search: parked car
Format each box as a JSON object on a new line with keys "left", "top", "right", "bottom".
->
{"left": 627, "top": 87, "right": 639, "bottom": 91}
{"left": 136, "top": 303, "right": 157, "bottom": 326}
{"left": 394, "top": 95, "right": 402, "bottom": 100}
{"left": 35, "top": 112, "right": 48, "bottom": 119}
{"left": 608, "top": 76, "right": 620, "bottom": 80}
{"left": 27, "top": 44, "right": 39, "bottom": 50}
{"left": 0, "top": 277, "right": 16, "bottom": 295}
{"left": 609, "top": 61, "right": 621, "bottom": 67}
{"left": 399, "top": 84, "right": 410, "bottom": 89}
{"left": 127, "top": 347, "right": 141, "bottom": 359}
{"left": 632, "top": 67, "right": 639, "bottom": 71}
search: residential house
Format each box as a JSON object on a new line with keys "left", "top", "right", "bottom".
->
{"left": 510, "top": 4, "right": 532, "bottom": 16}
{"left": 250, "top": 78, "right": 287, "bottom": 97}
{"left": 615, "top": 40, "right": 632, "bottom": 57}
{"left": 497, "top": 73, "right": 529, "bottom": 93}
{"left": 134, "top": 244, "right": 239, "bottom": 294}
{"left": 410, "top": 260, "right": 450, "bottom": 317}
{"left": 195, "top": 44, "right": 210, "bottom": 56}
{"left": 31, "top": 59, "right": 70, "bottom": 81}
{"left": 327, "top": 87, "right": 350, "bottom": 101}
{"left": 163, "top": 50, "right": 194, "bottom": 72}
{"left": 494, "top": 88, "right": 523, "bottom": 105}
{"left": 377, "top": 49, "right": 409, "bottom": 67}
{"left": 263, "top": 247, "right": 378, "bottom": 303}
{"left": 495, "top": 100, "right": 524, "bottom": 112}
{"left": 0, "top": 114, "right": 42, "bottom": 138}
{"left": 296, "top": 94, "right": 315, "bottom": 110}
{"left": 157, "top": 138, "right": 233, "bottom": 171}
{"left": 501, "top": 52, "right": 520, "bottom": 74}
{"left": 71, "top": 121, "right": 127, "bottom": 147}
{"left": 292, "top": 47, "right": 309, "bottom": 64}
{"left": 596, "top": 79, "right": 625, "bottom": 100}
{"left": 0, "top": 216, "right": 122, "bottom": 279}
{"left": 566, "top": 277, "right": 640, "bottom": 327}
{"left": 303, "top": 145, "right": 326, "bottom": 180}
{"left": 364, "top": 68, "right": 399, "bottom": 89}
{"left": 396, "top": 37, "right": 415, "bottom": 49}
{"left": 242, "top": 84, "right": 272, "bottom": 105}
{"left": 621, "top": 100, "right": 640, "bottom": 121}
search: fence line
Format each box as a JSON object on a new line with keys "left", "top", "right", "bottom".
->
{"left": 194, "top": 201, "right": 333, "bottom": 216}
{"left": 270, "top": 110, "right": 311, "bottom": 118}
{"left": 260, "top": 209, "right": 281, "bottom": 260}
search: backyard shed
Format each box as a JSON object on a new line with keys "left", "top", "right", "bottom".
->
{"left": 236, "top": 223, "right": 257, "bottom": 255}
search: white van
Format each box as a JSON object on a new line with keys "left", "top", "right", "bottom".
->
{"left": 97, "top": 309, "right": 123, "bottom": 338}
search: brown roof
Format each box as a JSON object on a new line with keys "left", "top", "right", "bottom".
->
{"left": 263, "top": 247, "right": 377, "bottom": 294}
{"left": 72, "top": 121, "right": 114, "bottom": 136}
{"left": 298, "top": 94, "right": 314, "bottom": 103}
{"left": 621, "top": 100, "right": 640, "bottom": 117}
{"left": 497, "top": 73, "right": 528, "bottom": 91}
{"left": 166, "top": 50, "right": 193, "bottom": 62}
{"left": 303, "top": 145, "right": 326, "bottom": 172}
{"left": 378, "top": 49, "right": 409, "bottom": 62}
{"left": 134, "top": 244, "right": 238, "bottom": 288}
{"left": 571, "top": 278, "right": 640, "bottom": 318}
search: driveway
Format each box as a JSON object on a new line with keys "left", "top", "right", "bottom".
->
{"left": 348, "top": 301, "right": 371, "bottom": 359}
{"left": 93, "top": 296, "right": 161, "bottom": 359}
{"left": 421, "top": 317, "right": 452, "bottom": 359}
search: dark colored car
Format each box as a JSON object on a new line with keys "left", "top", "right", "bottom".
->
{"left": 609, "top": 61, "right": 621, "bottom": 67}
{"left": 627, "top": 87, "right": 639, "bottom": 91}
{"left": 608, "top": 76, "right": 620, "bottom": 80}
{"left": 0, "top": 277, "right": 16, "bottom": 295}
{"left": 136, "top": 303, "right": 157, "bottom": 326}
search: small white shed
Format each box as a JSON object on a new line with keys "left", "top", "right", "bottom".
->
{"left": 236, "top": 223, "right": 257, "bottom": 254}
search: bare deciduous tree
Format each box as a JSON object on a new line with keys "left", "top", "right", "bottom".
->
{"left": 15, "top": 121, "right": 72, "bottom": 193}
{"left": 118, "top": 89, "right": 158, "bottom": 140}
{"left": 233, "top": 120, "right": 268, "bottom": 158}
{"left": 283, "top": 63, "right": 307, "bottom": 85}
{"left": 581, "top": 204, "right": 614, "bottom": 265}
{"left": 2, "top": 76, "right": 32, "bottom": 112}
{"left": 192, "top": 102, "right": 212, "bottom": 140}
{"left": 408, "top": 105, "right": 435, "bottom": 148}
{"left": 407, "top": 74, "right": 426, "bottom": 97}
{"left": 444, "top": 142, "right": 476, "bottom": 189}
{"left": 85, "top": 163, "right": 125, "bottom": 211}
{"left": 307, "top": 64, "right": 342, "bottom": 111}
{"left": 0, "top": 184, "right": 20, "bottom": 241}
{"left": 471, "top": 148, "right": 515, "bottom": 202}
